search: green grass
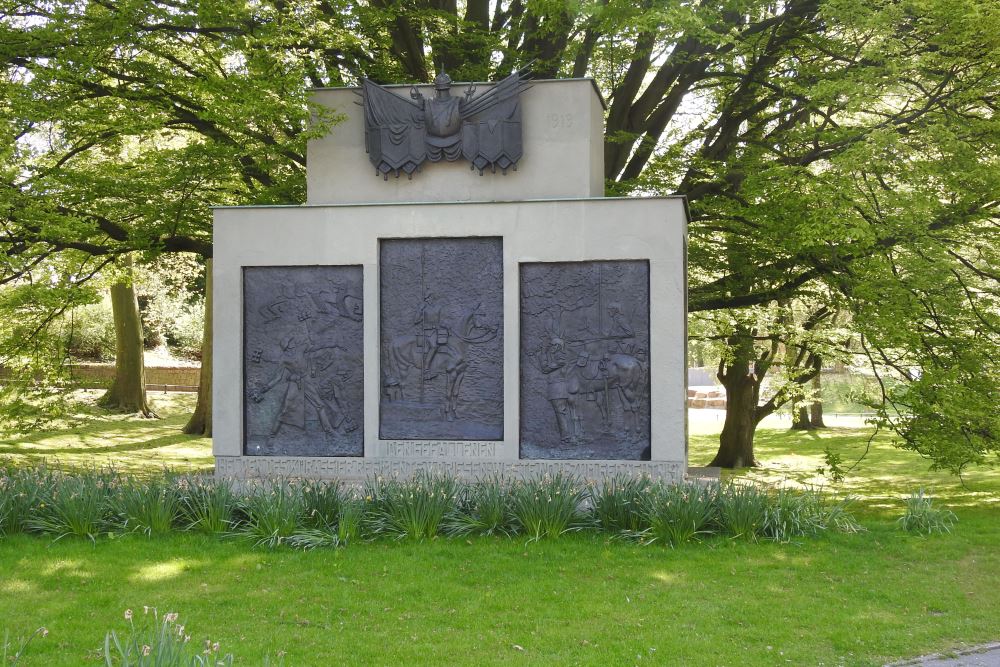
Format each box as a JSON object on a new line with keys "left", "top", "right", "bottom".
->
{"left": 1, "top": 519, "right": 998, "bottom": 666}
{"left": 0, "top": 391, "right": 213, "bottom": 473}
{"left": 1, "top": 403, "right": 999, "bottom": 664}
{"left": 690, "top": 415, "right": 1000, "bottom": 511}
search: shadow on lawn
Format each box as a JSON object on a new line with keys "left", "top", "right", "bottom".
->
{"left": 691, "top": 425, "right": 1000, "bottom": 511}
{"left": 0, "top": 391, "right": 211, "bottom": 473}
{"left": 0, "top": 431, "right": 195, "bottom": 456}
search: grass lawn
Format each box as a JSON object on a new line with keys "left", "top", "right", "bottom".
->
{"left": 0, "top": 391, "right": 213, "bottom": 474}
{"left": 1, "top": 394, "right": 998, "bottom": 665}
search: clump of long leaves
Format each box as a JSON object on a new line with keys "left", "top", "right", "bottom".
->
{"left": 28, "top": 469, "right": 116, "bottom": 542}
{"left": 236, "top": 480, "right": 305, "bottom": 548}
{"left": 179, "top": 477, "right": 237, "bottom": 534}
{"left": 639, "top": 481, "right": 717, "bottom": 547}
{"left": 509, "top": 473, "right": 586, "bottom": 542}
{"left": 763, "top": 487, "right": 827, "bottom": 541}
{"left": 897, "top": 489, "right": 957, "bottom": 534}
{"left": 0, "top": 465, "right": 45, "bottom": 536}
{"left": 288, "top": 495, "right": 366, "bottom": 549}
{"left": 104, "top": 609, "right": 235, "bottom": 667}
{"left": 110, "top": 475, "right": 181, "bottom": 537}
{"left": 445, "top": 475, "right": 517, "bottom": 537}
{"left": 590, "top": 473, "right": 654, "bottom": 534}
{"left": 762, "top": 487, "right": 864, "bottom": 541}
{"left": 366, "top": 471, "right": 458, "bottom": 540}
{"left": 2, "top": 627, "right": 48, "bottom": 665}
{"left": 715, "top": 481, "right": 770, "bottom": 541}
{"left": 300, "top": 480, "right": 346, "bottom": 529}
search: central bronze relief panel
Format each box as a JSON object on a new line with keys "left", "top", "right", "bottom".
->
{"left": 379, "top": 237, "right": 504, "bottom": 440}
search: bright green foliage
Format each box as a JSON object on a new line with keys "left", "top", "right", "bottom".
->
{"left": 178, "top": 477, "right": 236, "bottom": 535}
{"left": 897, "top": 489, "right": 958, "bottom": 535}
{"left": 365, "top": 471, "right": 458, "bottom": 540}
{"left": 28, "top": 468, "right": 115, "bottom": 542}
{"left": 298, "top": 480, "right": 346, "bottom": 530}
{"left": 110, "top": 475, "right": 181, "bottom": 537}
{"left": 444, "top": 474, "right": 517, "bottom": 537}
{"left": 590, "top": 473, "right": 654, "bottom": 534}
{"left": 639, "top": 482, "right": 717, "bottom": 547}
{"left": 236, "top": 480, "right": 306, "bottom": 549}
{"left": 508, "top": 473, "right": 587, "bottom": 541}
{"left": 0, "top": 464, "right": 41, "bottom": 536}
{"left": 715, "top": 482, "right": 771, "bottom": 541}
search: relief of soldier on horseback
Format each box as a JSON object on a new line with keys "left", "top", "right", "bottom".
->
{"left": 383, "top": 294, "right": 498, "bottom": 422}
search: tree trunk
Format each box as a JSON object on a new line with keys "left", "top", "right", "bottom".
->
{"left": 99, "top": 270, "right": 156, "bottom": 417}
{"left": 710, "top": 333, "right": 765, "bottom": 468}
{"left": 792, "top": 405, "right": 813, "bottom": 430}
{"left": 809, "top": 356, "right": 825, "bottom": 428}
{"left": 184, "top": 259, "right": 212, "bottom": 436}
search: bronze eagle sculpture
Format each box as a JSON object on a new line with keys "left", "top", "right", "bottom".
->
{"left": 359, "top": 66, "right": 532, "bottom": 179}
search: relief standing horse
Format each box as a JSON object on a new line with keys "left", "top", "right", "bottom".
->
{"left": 383, "top": 305, "right": 497, "bottom": 421}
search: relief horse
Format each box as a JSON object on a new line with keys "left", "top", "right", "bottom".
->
{"left": 383, "top": 305, "right": 497, "bottom": 421}
{"left": 564, "top": 346, "right": 646, "bottom": 444}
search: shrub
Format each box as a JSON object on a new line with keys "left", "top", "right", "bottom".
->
{"left": 179, "top": 477, "right": 237, "bottom": 534}
{"left": 509, "top": 473, "right": 586, "bottom": 542}
{"left": 110, "top": 475, "right": 181, "bottom": 537}
{"left": 763, "top": 487, "right": 818, "bottom": 541}
{"left": 640, "top": 482, "right": 717, "bottom": 547}
{"left": 590, "top": 473, "right": 653, "bottom": 534}
{"left": 822, "top": 495, "right": 864, "bottom": 534}
{"left": 716, "top": 481, "right": 770, "bottom": 541}
{"left": 162, "top": 302, "right": 204, "bottom": 360}
{"left": 237, "top": 480, "right": 305, "bottom": 548}
{"left": 897, "top": 489, "right": 957, "bottom": 534}
{"left": 445, "top": 475, "right": 516, "bottom": 537}
{"left": 62, "top": 301, "right": 116, "bottom": 361}
{"left": 28, "top": 470, "right": 114, "bottom": 542}
{"left": 366, "top": 471, "right": 458, "bottom": 540}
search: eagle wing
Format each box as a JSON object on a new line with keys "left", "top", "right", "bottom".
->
{"left": 360, "top": 79, "right": 427, "bottom": 177}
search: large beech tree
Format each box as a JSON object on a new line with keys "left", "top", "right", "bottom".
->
{"left": 2, "top": 0, "right": 998, "bottom": 467}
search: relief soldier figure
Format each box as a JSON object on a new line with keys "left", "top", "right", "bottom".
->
{"left": 244, "top": 266, "right": 364, "bottom": 457}
{"left": 379, "top": 237, "right": 504, "bottom": 440}
{"left": 251, "top": 330, "right": 358, "bottom": 446}
{"left": 539, "top": 335, "right": 578, "bottom": 446}
{"left": 520, "top": 261, "right": 651, "bottom": 460}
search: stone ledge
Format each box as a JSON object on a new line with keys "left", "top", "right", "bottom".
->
{"left": 215, "top": 456, "right": 685, "bottom": 482}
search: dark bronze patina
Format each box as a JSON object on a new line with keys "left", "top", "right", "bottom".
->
{"left": 244, "top": 266, "right": 364, "bottom": 457}
{"left": 520, "top": 261, "right": 651, "bottom": 460}
{"left": 360, "top": 67, "right": 532, "bottom": 179}
{"left": 380, "top": 238, "right": 504, "bottom": 440}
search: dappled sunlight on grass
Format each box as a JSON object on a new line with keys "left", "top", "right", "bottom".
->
{"left": 0, "top": 579, "right": 35, "bottom": 594}
{"left": 0, "top": 391, "right": 212, "bottom": 473}
{"left": 130, "top": 558, "right": 206, "bottom": 583}
{"left": 690, "top": 417, "right": 1000, "bottom": 512}
{"left": 42, "top": 559, "right": 91, "bottom": 578}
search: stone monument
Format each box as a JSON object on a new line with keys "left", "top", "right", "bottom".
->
{"left": 213, "top": 74, "right": 689, "bottom": 481}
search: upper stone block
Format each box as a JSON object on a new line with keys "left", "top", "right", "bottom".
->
{"left": 307, "top": 78, "right": 606, "bottom": 205}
